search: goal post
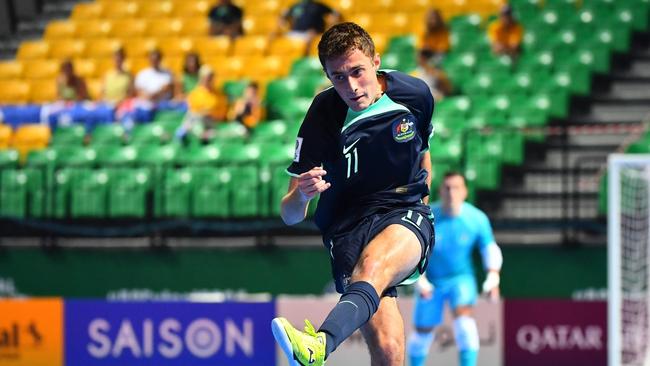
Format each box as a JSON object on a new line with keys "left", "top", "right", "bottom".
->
{"left": 608, "top": 154, "right": 650, "bottom": 366}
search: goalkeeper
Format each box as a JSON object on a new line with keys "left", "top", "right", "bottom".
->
{"left": 408, "top": 171, "right": 503, "bottom": 366}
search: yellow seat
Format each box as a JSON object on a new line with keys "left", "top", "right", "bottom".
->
{"left": 95, "top": 58, "right": 116, "bottom": 78}
{"left": 179, "top": 17, "right": 209, "bottom": 37}
{"left": 348, "top": 13, "right": 373, "bottom": 32}
{"left": 0, "top": 81, "right": 30, "bottom": 104}
{"left": 370, "top": 32, "right": 388, "bottom": 54}
{"left": 161, "top": 56, "right": 183, "bottom": 77}
{"left": 16, "top": 41, "right": 50, "bottom": 60}
{"left": 28, "top": 80, "right": 58, "bottom": 104}
{"left": 194, "top": 36, "right": 231, "bottom": 57}
{"left": 137, "top": 1, "right": 173, "bottom": 18}
{"left": 0, "top": 125, "right": 12, "bottom": 149}
{"left": 244, "top": 0, "right": 283, "bottom": 16}
{"left": 86, "top": 77, "right": 103, "bottom": 101}
{"left": 355, "top": 0, "right": 395, "bottom": 13}
{"left": 101, "top": 1, "right": 139, "bottom": 18}
{"left": 48, "top": 39, "right": 86, "bottom": 60}
{"left": 268, "top": 36, "right": 307, "bottom": 58}
{"left": 244, "top": 55, "right": 291, "bottom": 82}
{"left": 123, "top": 38, "right": 159, "bottom": 58}
{"left": 74, "top": 19, "right": 112, "bottom": 38}
{"left": 242, "top": 16, "right": 279, "bottom": 35}
{"left": 0, "top": 61, "right": 23, "bottom": 80}
{"left": 124, "top": 57, "right": 150, "bottom": 75}
{"left": 158, "top": 37, "right": 195, "bottom": 57}
{"left": 232, "top": 35, "right": 268, "bottom": 56}
{"left": 11, "top": 124, "right": 51, "bottom": 161}
{"left": 71, "top": 2, "right": 103, "bottom": 19}
{"left": 44, "top": 20, "right": 77, "bottom": 39}
{"left": 145, "top": 18, "right": 183, "bottom": 37}
{"left": 171, "top": 1, "right": 211, "bottom": 17}
{"left": 22, "top": 59, "right": 60, "bottom": 79}
{"left": 108, "top": 19, "right": 147, "bottom": 38}
{"left": 204, "top": 55, "right": 241, "bottom": 80}
{"left": 73, "top": 59, "right": 98, "bottom": 79}
{"left": 367, "top": 12, "right": 410, "bottom": 35}
{"left": 84, "top": 38, "right": 123, "bottom": 58}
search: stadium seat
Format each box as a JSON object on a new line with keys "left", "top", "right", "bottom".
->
{"left": 17, "top": 41, "right": 50, "bottom": 60}
{"left": 44, "top": 20, "right": 77, "bottom": 39}
{"left": 28, "top": 80, "right": 57, "bottom": 104}
{"left": 172, "top": 1, "right": 212, "bottom": 17}
{"left": 95, "top": 145, "right": 138, "bottom": 167}
{"left": 101, "top": 1, "right": 138, "bottom": 18}
{"left": 74, "top": 20, "right": 113, "bottom": 39}
{"left": 91, "top": 124, "right": 125, "bottom": 146}
{"left": 161, "top": 168, "right": 193, "bottom": 217}
{"left": 158, "top": 38, "right": 194, "bottom": 58}
{"left": 242, "top": 16, "right": 278, "bottom": 35}
{"left": 107, "top": 19, "right": 147, "bottom": 38}
{"left": 129, "top": 123, "right": 166, "bottom": 146}
{"left": 70, "top": 2, "right": 102, "bottom": 19}
{"left": 0, "top": 169, "right": 28, "bottom": 218}
{"left": 22, "top": 60, "right": 59, "bottom": 79}
{"left": 51, "top": 125, "right": 86, "bottom": 146}
{"left": 268, "top": 36, "right": 307, "bottom": 59}
{"left": 0, "top": 81, "right": 30, "bottom": 104}
{"left": 232, "top": 35, "right": 269, "bottom": 56}
{"left": 0, "top": 125, "right": 11, "bottom": 148}
{"left": 70, "top": 169, "right": 110, "bottom": 218}
{"left": 0, "top": 61, "right": 23, "bottom": 79}
{"left": 194, "top": 36, "right": 231, "bottom": 57}
{"left": 11, "top": 124, "right": 51, "bottom": 159}
{"left": 290, "top": 57, "right": 323, "bottom": 77}
{"left": 0, "top": 149, "right": 19, "bottom": 168}
{"left": 108, "top": 167, "right": 151, "bottom": 218}
{"left": 190, "top": 166, "right": 231, "bottom": 218}
{"left": 250, "top": 120, "right": 288, "bottom": 143}
{"left": 54, "top": 145, "right": 96, "bottom": 167}
{"left": 137, "top": 1, "right": 173, "bottom": 18}
{"left": 145, "top": 19, "right": 183, "bottom": 38}
{"left": 178, "top": 17, "right": 210, "bottom": 37}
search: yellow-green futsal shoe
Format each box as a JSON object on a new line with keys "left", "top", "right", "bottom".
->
{"left": 272, "top": 317, "right": 326, "bottom": 366}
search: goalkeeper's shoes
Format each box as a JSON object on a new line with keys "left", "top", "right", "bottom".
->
{"left": 272, "top": 317, "right": 327, "bottom": 366}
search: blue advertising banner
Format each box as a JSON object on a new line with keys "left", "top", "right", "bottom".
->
{"left": 64, "top": 300, "right": 275, "bottom": 366}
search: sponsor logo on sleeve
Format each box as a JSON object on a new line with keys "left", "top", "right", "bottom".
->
{"left": 392, "top": 116, "right": 416, "bottom": 143}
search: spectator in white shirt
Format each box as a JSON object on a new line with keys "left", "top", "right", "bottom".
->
{"left": 135, "top": 48, "right": 174, "bottom": 103}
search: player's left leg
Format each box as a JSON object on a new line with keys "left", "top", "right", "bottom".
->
{"left": 451, "top": 276, "right": 480, "bottom": 366}
{"left": 360, "top": 295, "right": 404, "bottom": 366}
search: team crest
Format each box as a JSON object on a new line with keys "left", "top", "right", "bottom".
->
{"left": 392, "top": 117, "right": 416, "bottom": 143}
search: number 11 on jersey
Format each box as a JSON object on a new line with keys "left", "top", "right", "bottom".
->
{"left": 345, "top": 148, "right": 358, "bottom": 178}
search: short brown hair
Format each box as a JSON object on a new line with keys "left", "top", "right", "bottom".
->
{"left": 317, "top": 22, "right": 376, "bottom": 69}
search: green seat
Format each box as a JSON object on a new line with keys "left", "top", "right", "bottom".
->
{"left": 91, "top": 124, "right": 125, "bottom": 146}
{"left": 464, "top": 156, "right": 501, "bottom": 191}
{"left": 161, "top": 168, "right": 193, "bottom": 217}
{"left": 588, "top": 26, "right": 631, "bottom": 53}
{"left": 129, "top": 123, "right": 165, "bottom": 145}
{"left": 95, "top": 145, "right": 138, "bottom": 167}
{"left": 429, "top": 135, "right": 462, "bottom": 164}
{"left": 54, "top": 146, "right": 97, "bottom": 167}
{"left": 545, "top": 67, "right": 591, "bottom": 96}
{"left": 70, "top": 169, "right": 110, "bottom": 218}
{"left": 212, "top": 122, "right": 248, "bottom": 144}
{"left": 52, "top": 167, "right": 93, "bottom": 218}
{"left": 265, "top": 77, "right": 299, "bottom": 117}
{"left": 290, "top": 57, "right": 323, "bottom": 77}
{"left": 217, "top": 144, "right": 261, "bottom": 217}
{"left": 250, "top": 120, "right": 288, "bottom": 143}
{"left": 614, "top": 3, "right": 648, "bottom": 31}
{"left": 530, "top": 90, "right": 569, "bottom": 119}
{"left": 154, "top": 110, "right": 185, "bottom": 124}
{"left": 0, "top": 169, "right": 27, "bottom": 218}
{"left": 297, "top": 74, "right": 328, "bottom": 98}
{"left": 258, "top": 143, "right": 294, "bottom": 217}
{"left": 108, "top": 168, "right": 151, "bottom": 218}
{"left": 191, "top": 166, "right": 230, "bottom": 218}
{"left": 571, "top": 47, "right": 610, "bottom": 74}
{"left": 386, "top": 34, "right": 417, "bottom": 54}
{"left": 51, "top": 125, "right": 86, "bottom": 146}
{"left": 223, "top": 79, "right": 251, "bottom": 100}
{"left": 0, "top": 149, "right": 19, "bottom": 169}
{"left": 177, "top": 144, "right": 222, "bottom": 166}
{"left": 136, "top": 143, "right": 179, "bottom": 217}
{"left": 268, "top": 96, "right": 312, "bottom": 122}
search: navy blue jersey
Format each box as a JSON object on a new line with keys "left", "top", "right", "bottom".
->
{"left": 287, "top": 70, "right": 434, "bottom": 236}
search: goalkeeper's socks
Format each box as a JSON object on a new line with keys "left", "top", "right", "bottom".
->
{"left": 318, "top": 281, "right": 380, "bottom": 358}
{"left": 459, "top": 350, "right": 478, "bottom": 366}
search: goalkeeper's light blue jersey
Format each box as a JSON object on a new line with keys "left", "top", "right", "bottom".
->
{"left": 426, "top": 202, "right": 495, "bottom": 284}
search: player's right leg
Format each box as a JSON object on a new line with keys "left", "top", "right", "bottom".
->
{"left": 450, "top": 275, "right": 480, "bottom": 366}
{"left": 360, "top": 295, "right": 405, "bottom": 366}
{"left": 408, "top": 280, "right": 446, "bottom": 366}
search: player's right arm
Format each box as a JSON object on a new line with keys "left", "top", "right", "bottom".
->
{"left": 281, "top": 167, "right": 331, "bottom": 225}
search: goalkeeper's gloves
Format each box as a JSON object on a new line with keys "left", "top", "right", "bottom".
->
{"left": 416, "top": 275, "right": 434, "bottom": 299}
{"left": 482, "top": 271, "right": 501, "bottom": 301}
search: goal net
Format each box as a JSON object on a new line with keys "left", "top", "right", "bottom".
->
{"left": 609, "top": 154, "right": 650, "bottom": 366}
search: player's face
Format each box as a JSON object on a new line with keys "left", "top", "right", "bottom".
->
{"left": 324, "top": 49, "right": 382, "bottom": 111}
{"left": 440, "top": 175, "right": 467, "bottom": 213}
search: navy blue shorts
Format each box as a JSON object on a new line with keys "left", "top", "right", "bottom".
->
{"left": 325, "top": 205, "right": 435, "bottom": 297}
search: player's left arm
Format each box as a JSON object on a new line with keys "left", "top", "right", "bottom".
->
{"left": 477, "top": 211, "right": 503, "bottom": 299}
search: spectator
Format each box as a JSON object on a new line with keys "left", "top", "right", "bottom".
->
{"left": 278, "top": 0, "right": 341, "bottom": 54}
{"left": 102, "top": 47, "right": 133, "bottom": 106}
{"left": 208, "top": 0, "right": 243, "bottom": 38}
{"left": 487, "top": 4, "right": 524, "bottom": 58}
{"left": 228, "top": 82, "right": 263, "bottom": 129}
{"left": 413, "top": 49, "right": 452, "bottom": 101}
{"left": 57, "top": 59, "right": 89, "bottom": 102}
{"left": 40, "top": 59, "right": 89, "bottom": 125}
{"left": 175, "top": 52, "right": 202, "bottom": 99}
{"left": 420, "top": 9, "right": 450, "bottom": 65}
{"left": 135, "top": 48, "right": 174, "bottom": 103}
{"left": 175, "top": 65, "right": 228, "bottom": 142}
